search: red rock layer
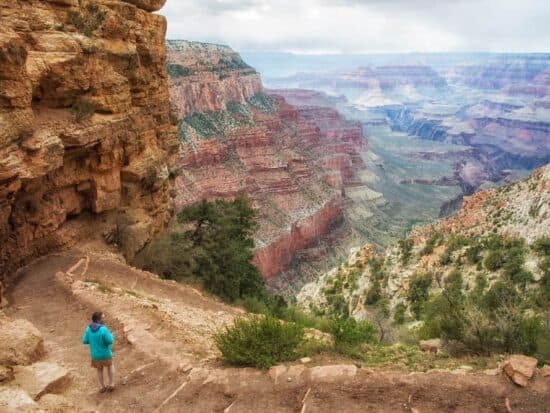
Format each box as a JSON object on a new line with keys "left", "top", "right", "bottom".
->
{"left": 0, "top": 0, "right": 178, "bottom": 282}
{"left": 174, "top": 99, "right": 367, "bottom": 279}
{"left": 167, "top": 45, "right": 370, "bottom": 280}
{"left": 253, "top": 198, "right": 343, "bottom": 278}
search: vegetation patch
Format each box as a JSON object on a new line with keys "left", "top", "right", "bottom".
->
{"left": 137, "top": 196, "right": 266, "bottom": 302}
{"left": 166, "top": 63, "right": 191, "bottom": 78}
{"left": 217, "top": 55, "right": 252, "bottom": 71}
{"left": 215, "top": 316, "right": 304, "bottom": 368}
{"left": 247, "top": 93, "right": 277, "bottom": 114}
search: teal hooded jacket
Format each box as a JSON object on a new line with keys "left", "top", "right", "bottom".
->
{"left": 82, "top": 323, "right": 114, "bottom": 360}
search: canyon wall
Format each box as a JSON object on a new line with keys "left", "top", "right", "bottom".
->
{"left": 167, "top": 42, "right": 370, "bottom": 281}
{"left": 166, "top": 40, "right": 263, "bottom": 117}
{"left": 0, "top": 0, "right": 178, "bottom": 283}
{"left": 449, "top": 54, "right": 549, "bottom": 92}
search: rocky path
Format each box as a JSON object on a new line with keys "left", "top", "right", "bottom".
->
{"left": 3, "top": 247, "right": 550, "bottom": 412}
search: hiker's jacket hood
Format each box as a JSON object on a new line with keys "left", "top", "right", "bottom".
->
{"left": 82, "top": 323, "right": 114, "bottom": 360}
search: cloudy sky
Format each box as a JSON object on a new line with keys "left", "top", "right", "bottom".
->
{"left": 161, "top": 0, "right": 550, "bottom": 54}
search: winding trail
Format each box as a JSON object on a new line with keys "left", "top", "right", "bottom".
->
{"left": 5, "top": 247, "right": 550, "bottom": 412}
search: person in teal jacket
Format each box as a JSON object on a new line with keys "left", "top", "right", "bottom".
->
{"left": 82, "top": 311, "right": 115, "bottom": 393}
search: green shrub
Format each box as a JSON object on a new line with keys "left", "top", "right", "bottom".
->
{"left": 421, "top": 233, "right": 441, "bottom": 256}
{"left": 247, "top": 92, "right": 276, "bottom": 114}
{"left": 71, "top": 99, "right": 95, "bottom": 122}
{"left": 407, "top": 273, "right": 432, "bottom": 319}
{"left": 184, "top": 112, "right": 220, "bottom": 137}
{"left": 215, "top": 316, "right": 304, "bottom": 368}
{"left": 367, "top": 257, "right": 385, "bottom": 279}
{"left": 240, "top": 296, "right": 270, "bottom": 315}
{"left": 226, "top": 100, "right": 248, "bottom": 116}
{"left": 465, "top": 242, "right": 483, "bottom": 264}
{"left": 398, "top": 238, "right": 414, "bottom": 265}
{"left": 484, "top": 249, "right": 505, "bottom": 271}
{"left": 439, "top": 250, "right": 452, "bottom": 265}
{"left": 324, "top": 292, "right": 348, "bottom": 318}
{"left": 278, "top": 306, "right": 330, "bottom": 332}
{"left": 365, "top": 280, "right": 382, "bottom": 305}
{"left": 393, "top": 303, "right": 406, "bottom": 325}
{"left": 330, "top": 317, "right": 376, "bottom": 348}
{"left": 532, "top": 236, "right": 550, "bottom": 256}
{"left": 166, "top": 63, "right": 191, "bottom": 78}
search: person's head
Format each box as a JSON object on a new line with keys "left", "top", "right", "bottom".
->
{"left": 91, "top": 311, "right": 104, "bottom": 324}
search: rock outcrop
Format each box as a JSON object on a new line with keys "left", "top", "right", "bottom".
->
{"left": 167, "top": 40, "right": 263, "bottom": 117}
{"left": 0, "top": 0, "right": 178, "bottom": 282}
{"left": 0, "top": 316, "right": 44, "bottom": 366}
{"left": 502, "top": 355, "right": 538, "bottom": 387}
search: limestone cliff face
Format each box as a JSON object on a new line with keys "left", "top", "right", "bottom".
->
{"left": 167, "top": 43, "right": 370, "bottom": 281}
{"left": 167, "top": 40, "right": 263, "bottom": 117}
{"left": 0, "top": 0, "right": 178, "bottom": 282}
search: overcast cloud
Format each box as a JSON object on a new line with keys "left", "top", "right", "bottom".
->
{"left": 161, "top": 0, "right": 550, "bottom": 53}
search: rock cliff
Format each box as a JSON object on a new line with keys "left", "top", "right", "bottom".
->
{"left": 166, "top": 40, "right": 263, "bottom": 117}
{"left": 0, "top": 0, "right": 178, "bottom": 283}
{"left": 167, "top": 42, "right": 370, "bottom": 281}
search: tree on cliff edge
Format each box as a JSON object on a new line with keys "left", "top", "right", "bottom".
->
{"left": 141, "top": 196, "right": 265, "bottom": 302}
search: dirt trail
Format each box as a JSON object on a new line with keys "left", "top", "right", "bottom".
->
{"left": 5, "top": 247, "right": 550, "bottom": 412}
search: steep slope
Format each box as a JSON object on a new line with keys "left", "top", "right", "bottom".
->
{"left": 298, "top": 164, "right": 550, "bottom": 318}
{"left": 166, "top": 41, "right": 372, "bottom": 282}
{"left": 0, "top": 0, "right": 178, "bottom": 284}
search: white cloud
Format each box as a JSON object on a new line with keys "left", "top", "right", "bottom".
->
{"left": 160, "top": 0, "right": 550, "bottom": 53}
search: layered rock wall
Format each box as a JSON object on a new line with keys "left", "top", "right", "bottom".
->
{"left": 167, "top": 44, "right": 370, "bottom": 280}
{"left": 167, "top": 40, "right": 262, "bottom": 117}
{"left": 0, "top": 0, "right": 178, "bottom": 282}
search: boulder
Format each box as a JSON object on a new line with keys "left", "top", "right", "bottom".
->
{"left": 419, "top": 339, "right": 442, "bottom": 354}
{"left": 13, "top": 362, "right": 70, "bottom": 400}
{"left": 0, "top": 317, "right": 44, "bottom": 366}
{"left": 309, "top": 364, "right": 357, "bottom": 383}
{"left": 300, "top": 357, "right": 312, "bottom": 364}
{"left": 539, "top": 365, "right": 550, "bottom": 378}
{"left": 502, "top": 355, "right": 538, "bottom": 387}
{"left": 0, "top": 387, "right": 38, "bottom": 413}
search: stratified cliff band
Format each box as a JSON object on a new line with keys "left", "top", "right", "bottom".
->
{"left": 0, "top": 0, "right": 178, "bottom": 283}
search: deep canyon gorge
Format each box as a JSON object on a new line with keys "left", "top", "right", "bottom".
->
{"left": 0, "top": 1, "right": 549, "bottom": 412}
{"left": 165, "top": 45, "right": 550, "bottom": 292}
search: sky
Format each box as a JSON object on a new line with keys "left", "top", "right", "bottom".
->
{"left": 161, "top": 0, "right": 550, "bottom": 54}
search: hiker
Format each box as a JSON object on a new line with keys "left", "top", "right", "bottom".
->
{"left": 82, "top": 311, "right": 115, "bottom": 393}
